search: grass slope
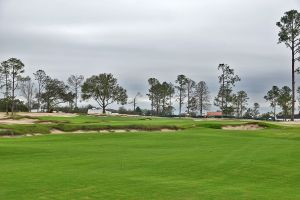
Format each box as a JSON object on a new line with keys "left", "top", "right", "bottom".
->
{"left": 0, "top": 116, "right": 300, "bottom": 199}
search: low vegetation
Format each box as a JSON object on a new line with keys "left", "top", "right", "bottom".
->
{"left": 0, "top": 114, "right": 283, "bottom": 136}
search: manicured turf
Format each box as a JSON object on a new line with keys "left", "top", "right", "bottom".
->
{"left": 0, "top": 116, "right": 300, "bottom": 199}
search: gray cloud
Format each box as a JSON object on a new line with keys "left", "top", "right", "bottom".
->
{"left": 0, "top": 0, "right": 300, "bottom": 112}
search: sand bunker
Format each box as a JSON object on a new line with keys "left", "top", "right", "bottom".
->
{"left": 0, "top": 112, "right": 77, "bottom": 124}
{"left": 0, "top": 118, "right": 38, "bottom": 124}
{"left": 17, "top": 112, "right": 78, "bottom": 118}
{"left": 222, "top": 124, "right": 264, "bottom": 130}
{"left": 50, "top": 128, "right": 178, "bottom": 134}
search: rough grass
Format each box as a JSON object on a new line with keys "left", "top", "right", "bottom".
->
{"left": 0, "top": 116, "right": 300, "bottom": 199}
{"left": 0, "top": 115, "right": 287, "bottom": 136}
{"left": 0, "top": 115, "right": 194, "bottom": 135}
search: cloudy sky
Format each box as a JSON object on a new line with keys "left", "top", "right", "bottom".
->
{"left": 0, "top": 0, "right": 300, "bottom": 112}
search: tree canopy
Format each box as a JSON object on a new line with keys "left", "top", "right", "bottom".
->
{"left": 81, "top": 73, "right": 127, "bottom": 114}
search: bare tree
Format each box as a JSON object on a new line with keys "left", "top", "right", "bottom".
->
{"left": 129, "top": 92, "right": 142, "bottom": 111}
{"left": 19, "top": 76, "right": 35, "bottom": 112}
{"left": 133, "top": 92, "right": 142, "bottom": 111}
{"left": 34, "top": 70, "right": 48, "bottom": 112}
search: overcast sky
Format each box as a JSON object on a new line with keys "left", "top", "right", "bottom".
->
{"left": 0, "top": 0, "right": 300, "bottom": 112}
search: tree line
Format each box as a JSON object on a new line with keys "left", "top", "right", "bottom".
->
{"left": 0, "top": 58, "right": 299, "bottom": 119}
{"left": 0, "top": 9, "right": 299, "bottom": 120}
{"left": 146, "top": 76, "right": 210, "bottom": 116}
{"left": 0, "top": 59, "right": 128, "bottom": 114}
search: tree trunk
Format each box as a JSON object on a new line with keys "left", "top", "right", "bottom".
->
{"left": 11, "top": 70, "right": 15, "bottom": 116}
{"left": 156, "top": 99, "right": 159, "bottom": 116}
{"left": 187, "top": 85, "right": 190, "bottom": 114}
{"left": 199, "top": 95, "right": 203, "bottom": 116}
{"left": 200, "top": 104, "right": 203, "bottom": 117}
{"left": 75, "top": 83, "right": 78, "bottom": 108}
{"left": 291, "top": 44, "right": 295, "bottom": 121}
{"left": 5, "top": 76, "right": 9, "bottom": 115}
{"left": 151, "top": 94, "right": 154, "bottom": 116}
{"left": 169, "top": 94, "right": 172, "bottom": 116}
{"left": 37, "top": 85, "right": 41, "bottom": 112}
{"left": 179, "top": 89, "right": 182, "bottom": 116}
{"left": 221, "top": 72, "right": 225, "bottom": 112}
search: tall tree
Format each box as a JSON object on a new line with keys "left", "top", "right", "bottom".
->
{"left": 214, "top": 64, "right": 240, "bottom": 116}
{"left": 253, "top": 103, "right": 260, "bottom": 119}
{"left": 160, "top": 82, "right": 172, "bottom": 115}
{"left": 186, "top": 78, "right": 196, "bottom": 115}
{"left": 0, "top": 60, "right": 11, "bottom": 115}
{"left": 40, "top": 78, "right": 70, "bottom": 112}
{"left": 175, "top": 75, "right": 188, "bottom": 116}
{"left": 233, "top": 90, "right": 249, "bottom": 118}
{"left": 278, "top": 86, "right": 292, "bottom": 121}
{"left": 147, "top": 78, "right": 159, "bottom": 115}
{"left": 146, "top": 80, "right": 174, "bottom": 116}
{"left": 298, "top": 86, "right": 300, "bottom": 113}
{"left": 167, "top": 82, "right": 175, "bottom": 115}
{"left": 67, "top": 75, "right": 84, "bottom": 109}
{"left": 152, "top": 82, "right": 163, "bottom": 115}
{"left": 81, "top": 73, "right": 128, "bottom": 114}
{"left": 264, "top": 86, "right": 280, "bottom": 120}
{"left": 19, "top": 76, "right": 35, "bottom": 112}
{"left": 276, "top": 10, "right": 300, "bottom": 121}
{"left": 34, "top": 70, "right": 48, "bottom": 112}
{"left": 6, "top": 58, "right": 25, "bottom": 116}
{"left": 194, "top": 81, "right": 210, "bottom": 116}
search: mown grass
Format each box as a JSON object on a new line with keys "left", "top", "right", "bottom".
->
{"left": 0, "top": 115, "right": 300, "bottom": 199}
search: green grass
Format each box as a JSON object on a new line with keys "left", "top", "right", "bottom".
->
{"left": 0, "top": 116, "right": 300, "bottom": 199}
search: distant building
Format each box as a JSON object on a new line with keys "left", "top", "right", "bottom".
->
{"left": 87, "top": 108, "right": 112, "bottom": 115}
{"left": 206, "top": 112, "right": 223, "bottom": 118}
{"left": 277, "top": 114, "right": 300, "bottom": 121}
